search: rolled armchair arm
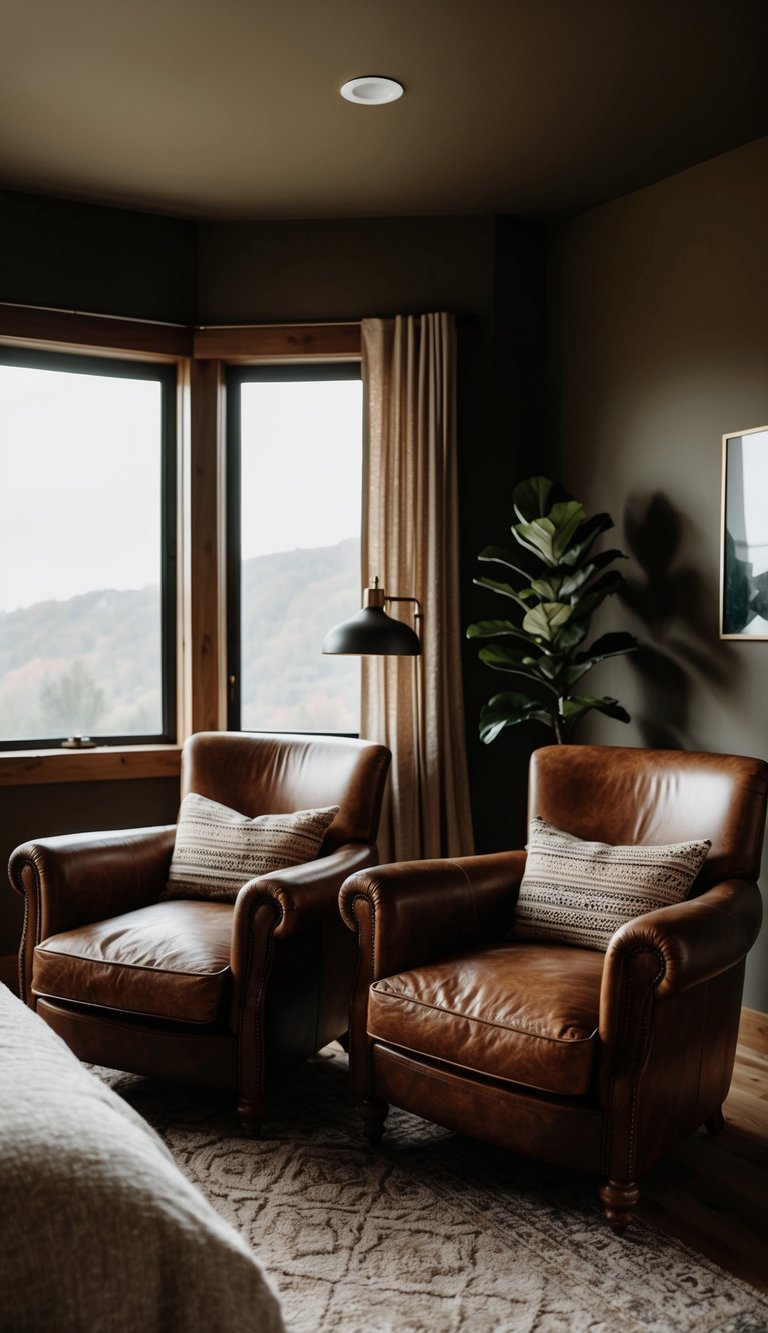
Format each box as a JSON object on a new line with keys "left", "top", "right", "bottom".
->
{"left": 9, "top": 826, "right": 176, "bottom": 1003}
{"left": 600, "top": 877, "right": 763, "bottom": 1040}
{"left": 231, "top": 843, "right": 378, "bottom": 954}
{"left": 229, "top": 842, "right": 381, "bottom": 1113}
{"left": 9, "top": 826, "right": 177, "bottom": 935}
{"left": 597, "top": 878, "right": 762, "bottom": 1181}
{"left": 602, "top": 879, "right": 757, "bottom": 1013}
{"left": 340, "top": 852, "right": 524, "bottom": 982}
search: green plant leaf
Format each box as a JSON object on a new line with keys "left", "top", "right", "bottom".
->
{"left": 535, "top": 654, "right": 567, "bottom": 682}
{"left": 548, "top": 501, "right": 587, "bottom": 559}
{"left": 473, "top": 576, "right": 530, "bottom": 610}
{"left": 562, "top": 631, "right": 638, "bottom": 689}
{"left": 561, "top": 694, "right": 631, "bottom": 730}
{"left": 514, "top": 515, "right": 558, "bottom": 565}
{"left": 467, "top": 619, "right": 530, "bottom": 641}
{"left": 558, "top": 550, "right": 626, "bottom": 599}
{"left": 478, "top": 645, "right": 558, "bottom": 694}
{"left": 512, "top": 476, "right": 555, "bottom": 522}
{"left": 529, "top": 576, "right": 562, "bottom": 600}
{"left": 574, "top": 631, "right": 638, "bottom": 664}
{"left": 515, "top": 501, "right": 586, "bottom": 566}
{"left": 477, "top": 546, "right": 531, "bottom": 580}
{"left": 478, "top": 642, "right": 541, "bottom": 669}
{"left": 569, "top": 570, "right": 624, "bottom": 621}
{"left": 552, "top": 618, "right": 591, "bottom": 652}
{"left": 559, "top": 663, "right": 594, "bottom": 689}
{"left": 479, "top": 691, "right": 555, "bottom": 744}
{"left": 559, "top": 513, "right": 614, "bottom": 567}
{"left": 522, "top": 601, "right": 573, "bottom": 642}
{"left": 468, "top": 619, "right": 563, "bottom": 659}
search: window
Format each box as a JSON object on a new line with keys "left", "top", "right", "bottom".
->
{"left": 226, "top": 363, "right": 362, "bottom": 734}
{"left": 0, "top": 348, "right": 176, "bottom": 748}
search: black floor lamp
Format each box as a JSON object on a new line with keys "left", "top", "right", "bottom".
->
{"left": 324, "top": 576, "right": 424, "bottom": 856}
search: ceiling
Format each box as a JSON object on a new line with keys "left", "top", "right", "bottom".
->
{"left": 1, "top": 0, "right": 768, "bottom": 222}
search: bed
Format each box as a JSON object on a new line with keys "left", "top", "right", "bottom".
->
{"left": 0, "top": 984, "right": 284, "bottom": 1332}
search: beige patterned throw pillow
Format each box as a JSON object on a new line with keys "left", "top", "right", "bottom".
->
{"left": 163, "top": 792, "right": 339, "bottom": 902}
{"left": 514, "top": 816, "right": 711, "bottom": 951}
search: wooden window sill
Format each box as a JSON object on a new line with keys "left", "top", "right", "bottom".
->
{"left": 0, "top": 744, "right": 182, "bottom": 787}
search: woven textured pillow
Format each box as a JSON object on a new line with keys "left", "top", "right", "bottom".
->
{"left": 162, "top": 792, "right": 339, "bottom": 902}
{"left": 514, "top": 816, "right": 711, "bottom": 951}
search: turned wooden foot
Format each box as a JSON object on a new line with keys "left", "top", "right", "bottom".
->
{"left": 237, "top": 1098, "right": 264, "bottom": 1138}
{"left": 705, "top": 1106, "right": 725, "bottom": 1136}
{"left": 600, "top": 1179, "right": 640, "bottom": 1233}
{"left": 359, "top": 1098, "right": 388, "bottom": 1146}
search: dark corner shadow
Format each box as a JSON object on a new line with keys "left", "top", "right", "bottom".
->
{"left": 620, "top": 492, "right": 743, "bottom": 746}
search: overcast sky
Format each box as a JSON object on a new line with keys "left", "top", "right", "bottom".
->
{"left": 0, "top": 366, "right": 361, "bottom": 614}
{"left": 240, "top": 378, "right": 361, "bottom": 562}
{"left": 0, "top": 365, "right": 161, "bottom": 613}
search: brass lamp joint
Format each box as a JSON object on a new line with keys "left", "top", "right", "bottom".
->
{"left": 363, "top": 576, "right": 386, "bottom": 609}
{"left": 364, "top": 575, "right": 423, "bottom": 629}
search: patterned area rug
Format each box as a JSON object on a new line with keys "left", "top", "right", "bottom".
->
{"left": 98, "top": 1051, "right": 768, "bottom": 1333}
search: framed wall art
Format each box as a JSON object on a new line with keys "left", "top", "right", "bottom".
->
{"left": 721, "top": 423, "right": 768, "bottom": 638}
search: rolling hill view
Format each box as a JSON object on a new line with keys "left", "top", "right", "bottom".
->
{"left": 0, "top": 539, "right": 361, "bottom": 741}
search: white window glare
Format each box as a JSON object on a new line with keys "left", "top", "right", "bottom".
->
{"left": 0, "top": 367, "right": 161, "bottom": 610}
{"left": 235, "top": 373, "right": 362, "bottom": 735}
{"left": 0, "top": 357, "right": 172, "bottom": 745}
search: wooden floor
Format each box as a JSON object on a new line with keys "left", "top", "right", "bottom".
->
{"left": 636, "top": 1008, "right": 768, "bottom": 1293}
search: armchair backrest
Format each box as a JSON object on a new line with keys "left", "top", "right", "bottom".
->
{"left": 180, "top": 732, "right": 391, "bottom": 853}
{"left": 528, "top": 745, "right": 768, "bottom": 890}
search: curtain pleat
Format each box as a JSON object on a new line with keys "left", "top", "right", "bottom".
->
{"left": 360, "top": 314, "right": 475, "bottom": 861}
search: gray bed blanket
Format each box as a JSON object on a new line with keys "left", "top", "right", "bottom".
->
{"left": 0, "top": 984, "right": 284, "bottom": 1332}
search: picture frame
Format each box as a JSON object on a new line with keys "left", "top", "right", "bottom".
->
{"left": 721, "top": 423, "right": 768, "bottom": 638}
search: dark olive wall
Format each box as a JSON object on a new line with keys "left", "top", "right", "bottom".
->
{"left": 548, "top": 135, "right": 768, "bottom": 1009}
{"left": 197, "top": 216, "right": 495, "bottom": 324}
{"left": 0, "top": 190, "right": 197, "bottom": 323}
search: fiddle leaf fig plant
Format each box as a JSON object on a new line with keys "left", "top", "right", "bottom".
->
{"left": 468, "top": 476, "right": 637, "bottom": 744}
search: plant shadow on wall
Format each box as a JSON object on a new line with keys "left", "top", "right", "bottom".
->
{"left": 620, "top": 492, "right": 739, "bottom": 749}
{"left": 467, "top": 476, "right": 637, "bottom": 746}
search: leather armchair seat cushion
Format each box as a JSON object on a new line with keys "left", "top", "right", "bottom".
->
{"left": 32, "top": 901, "right": 234, "bottom": 1025}
{"left": 368, "top": 944, "right": 604, "bottom": 1097}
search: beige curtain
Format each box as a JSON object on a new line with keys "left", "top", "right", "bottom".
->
{"left": 361, "top": 314, "right": 475, "bottom": 862}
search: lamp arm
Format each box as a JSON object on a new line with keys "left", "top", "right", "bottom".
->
{"left": 384, "top": 593, "right": 423, "bottom": 628}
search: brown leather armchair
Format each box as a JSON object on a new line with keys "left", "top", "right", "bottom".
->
{"left": 10, "top": 731, "right": 390, "bottom": 1133}
{"left": 340, "top": 744, "right": 767, "bottom": 1230}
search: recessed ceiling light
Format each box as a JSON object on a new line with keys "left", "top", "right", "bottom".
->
{"left": 340, "top": 76, "right": 404, "bottom": 106}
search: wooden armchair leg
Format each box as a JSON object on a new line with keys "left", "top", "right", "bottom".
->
{"left": 600, "top": 1179, "right": 640, "bottom": 1233}
{"left": 705, "top": 1106, "right": 725, "bottom": 1135}
{"left": 237, "top": 1097, "right": 264, "bottom": 1138}
{"left": 360, "top": 1098, "right": 388, "bottom": 1146}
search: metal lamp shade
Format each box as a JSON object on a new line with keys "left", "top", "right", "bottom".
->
{"left": 322, "top": 605, "right": 421, "bottom": 656}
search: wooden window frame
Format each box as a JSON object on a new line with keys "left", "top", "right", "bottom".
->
{"left": 0, "top": 344, "right": 178, "bottom": 752}
{"left": 0, "top": 305, "right": 361, "bottom": 785}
